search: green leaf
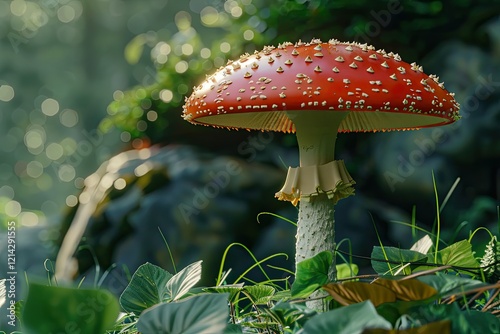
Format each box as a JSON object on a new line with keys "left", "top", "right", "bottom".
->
{"left": 362, "top": 320, "right": 451, "bottom": 333}
{"left": 303, "top": 300, "right": 392, "bottom": 334}
{"left": 137, "top": 293, "right": 230, "bottom": 334}
{"left": 203, "top": 284, "right": 244, "bottom": 303}
{"left": 124, "top": 34, "right": 147, "bottom": 65}
{"left": 166, "top": 260, "right": 202, "bottom": 301}
{"left": 23, "top": 283, "right": 119, "bottom": 334}
{"left": 428, "top": 240, "right": 479, "bottom": 273}
{"left": 120, "top": 262, "right": 173, "bottom": 315}
{"left": 291, "top": 251, "right": 332, "bottom": 298}
{"left": 336, "top": 263, "right": 359, "bottom": 279}
{"left": 371, "top": 247, "right": 427, "bottom": 275}
{"left": 269, "top": 289, "right": 292, "bottom": 302}
{"left": 244, "top": 285, "right": 275, "bottom": 304}
{"left": 405, "top": 303, "right": 493, "bottom": 334}
{"left": 462, "top": 309, "right": 500, "bottom": 333}
{"left": 417, "top": 273, "right": 487, "bottom": 297}
{"left": 268, "top": 301, "right": 317, "bottom": 330}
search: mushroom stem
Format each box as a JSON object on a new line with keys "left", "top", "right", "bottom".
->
{"left": 287, "top": 111, "right": 350, "bottom": 309}
{"left": 296, "top": 193, "right": 336, "bottom": 277}
{"left": 288, "top": 111, "right": 348, "bottom": 167}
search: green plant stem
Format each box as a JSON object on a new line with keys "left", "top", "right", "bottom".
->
{"left": 432, "top": 171, "right": 441, "bottom": 263}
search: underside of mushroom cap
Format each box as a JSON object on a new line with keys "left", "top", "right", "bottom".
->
{"left": 183, "top": 39, "right": 460, "bottom": 133}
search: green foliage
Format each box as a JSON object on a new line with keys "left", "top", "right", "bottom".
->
{"left": 9, "top": 191, "right": 500, "bottom": 333}
{"left": 165, "top": 260, "right": 203, "bottom": 301}
{"left": 371, "top": 239, "right": 480, "bottom": 277}
{"left": 422, "top": 240, "right": 479, "bottom": 274}
{"left": 120, "top": 260, "right": 202, "bottom": 315}
{"left": 291, "top": 251, "right": 332, "bottom": 298}
{"left": 371, "top": 247, "right": 428, "bottom": 276}
{"left": 136, "top": 293, "right": 230, "bottom": 334}
{"left": 336, "top": 263, "right": 359, "bottom": 279}
{"left": 303, "top": 301, "right": 392, "bottom": 334}
{"left": 417, "top": 273, "right": 487, "bottom": 297}
{"left": 119, "top": 262, "right": 174, "bottom": 315}
{"left": 23, "top": 283, "right": 119, "bottom": 334}
{"left": 8, "top": 238, "right": 500, "bottom": 333}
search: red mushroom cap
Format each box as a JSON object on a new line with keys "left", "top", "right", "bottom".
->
{"left": 183, "top": 39, "right": 460, "bottom": 133}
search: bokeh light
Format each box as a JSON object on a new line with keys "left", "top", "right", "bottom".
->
{"left": 41, "top": 98, "right": 60, "bottom": 116}
{"left": 243, "top": 29, "right": 254, "bottom": 41}
{"left": 65, "top": 194, "right": 78, "bottom": 207}
{"left": 24, "top": 126, "right": 46, "bottom": 154}
{"left": 200, "top": 6, "right": 219, "bottom": 26}
{"left": 160, "top": 89, "right": 173, "bottom": 103}
{"left": 19, "top": 211, "right": 39, "bottom": 226}
{"left": 120, "top": 131, "right": 131, "bottom": 142}
{"left": 59, "top": 108, "right": 79, "bottom": 127}
{"left": 26, "top": 160, "right": 44, "bottom": 178}
{"left": 200, "top": 47, "right": 211, "bottom": 58}
{"left": 0, "top": 84, "right": 15, "bottom": 102}
{"left": 146, "top": 110, "right": 158, "bottom": 121}
{"left": 5, "top": 200, "right": 22, "bottom": 217}
{"left": 175, "top": 60, "right": 189, "bottom": 73}
{"left": 0, "top": 185, "right": 15, "bottom": 199}
{"left": 58, "top": 164, "right": 76, "bottom": 182}
{"left": 220, "top": 42, "right": 231, "bottom": 53}
{"left": 10, "top": 0, "right": 26, "bottom": 16}
{"left": 46, "top": 142, "right": 64, "bottom": 160}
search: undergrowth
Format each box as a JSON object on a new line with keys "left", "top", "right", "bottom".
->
{"left": 2, "top": 177, "right": 500, "bottom": 333}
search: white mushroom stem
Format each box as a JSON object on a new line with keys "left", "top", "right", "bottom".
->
{"left": 290, "top": 111, "right": 348, "bottom": 167}
{"left": 291, "top": 110, "right": 348, "bottom": 269}
{"left": 286, "top": 110, "right": 351, "bottom": 309}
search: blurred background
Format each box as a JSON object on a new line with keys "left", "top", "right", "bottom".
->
{"left": 0, "top": 0, "right": 499, "bottom": 307}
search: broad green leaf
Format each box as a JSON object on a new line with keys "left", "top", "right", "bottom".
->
{"left": 268, "top": 301, "right": 317, "bottom": 330}
{"left": 363, "top": 319, "right": 451, "bottom": 333}
{"left": 124, "top": 34, "right": 147, "bottom": 65}
{"left": 137, "top": 293, "right": 229, "bottom": 334}
{"left": 427, "top": 240, "right": 479, "bottom": 273}
{"left": 203, "top": 284, "right": 244, "bottom": 302}
{"left": 323, "top": 282, "right": 396, "bottom": 306}
{"left": 120, "top": 262, "right": 173, "bottom": 314}
{"left": 462, "top": 308, "right": 500, "bottom": 333}
{"left": 371, "top": 247, "right": 427, "bottom": 275}
{"left": 244, "top": 285, "right": 275, "bottom": 304}
{"left": 337, "top": 263, "right": 359, "bottom": 279}
{"left": 166, "top": 260, "right": 202, "bottom": 301}
{"left": 417, "top": 274, "right": 487, "bottom": 297}
{"left": 303, "top": 300, "right": 392, "bottom": 334}
{"left": 270, "top": 289, "right": 291, "bottom": 302}
{"left": 23, "top": 283, "right": 119, "bottom": 334}
{"left": 376, "top": 300, "right": 414, "bottom": 325}
{"left": 291, "top": 251, "right": 332, "bottom": 298}
{"left": 380, "top": 303, "right": 499, "bottom": 334}
{"left": 373, "top": 279, "right": 438, "bottom": 301}
{"left": 405, "top": 303, "right": 480, "bottom": 334}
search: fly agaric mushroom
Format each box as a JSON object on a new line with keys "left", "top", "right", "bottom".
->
{"left": 182, "top": 39, "right": 460, "bottom": 284}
